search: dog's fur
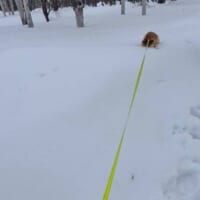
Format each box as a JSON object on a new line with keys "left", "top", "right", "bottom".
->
{"left": 142, "top": 32, "right": 160, "bottom": 48}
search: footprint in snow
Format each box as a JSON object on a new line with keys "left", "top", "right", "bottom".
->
{"left": 190, "top": 105, "right": 200, "bottom": 120}
{"left": 172, "top": 105, "right": 200, "bottom": 140}
{"left": 38, "top": 72, "right": 46, "bottom": 78}
{"left": 36, "top": 67, "right": 59, "bottom": 78}
{"left": 52, "top": 66, "right": 59, "bottom": 72}
{"left": 163, "top": 161, "right": 200, "bottom": 200}
{"left": 164, "top": 105, "right": 200, "bottom": 200}
{"left": 172, "top": 124, "right": 187, "bottom": 135}
{"left": 188, "top": 125, "right": 200, "bottom": 140}
{"left": 185, "top": 40, "right": 193, "bottom": 45}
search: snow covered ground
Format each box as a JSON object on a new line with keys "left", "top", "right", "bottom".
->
{"left": 1, "top": 0, "right": 200, "bottom": 199}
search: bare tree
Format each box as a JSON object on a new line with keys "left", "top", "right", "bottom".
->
{"left": 141, "top": 0, "right": 146, "bottom": 15}
{"left": 0, "top": 0, "right": 7, "bottom": 16}
{"left": 72, "top": 0, "right": 84, "bottom": 27}
{"left": 41, "top": 0, "right": 50, "bottom": 22}
{"left": 51, "top": 0, "right": 59, "bottom": 11}
{"left": 41, "top": 0, "right": 62, "bottom": 22}
{"left": 4, "top": 0, "right": 10, "bottom": 14}
{"left": 15, "top": 0, "right": 27, "bottom": 24}
{"left": 14, "top": 0, "right": 34, "bottom": 27}
{"left": 121, "top": 0, "right": 125, "bottom": 15}
{"left": 23, "top": 0, "right": 34, "bottom": 27}
{"left": 0, "top": 0, "right": 14, "bottom": 16}
{"left": 8, "top": 0, "right": 15, "bottom": 15}
{"left": 158, "top": 0, "right": 165, "bottom": 3}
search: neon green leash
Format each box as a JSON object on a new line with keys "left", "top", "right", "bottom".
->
{"left": 103, "top": 45, "right": 148, "bottom": 200}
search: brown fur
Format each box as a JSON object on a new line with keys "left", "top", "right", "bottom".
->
{"left": 142, "top": 32, "right": 160, "bottom": 48}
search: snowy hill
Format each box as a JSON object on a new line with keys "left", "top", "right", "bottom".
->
{"left": 1, "top": 0, "right": 200, "bottom": 199}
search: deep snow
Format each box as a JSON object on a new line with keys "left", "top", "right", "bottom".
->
{"left": 1, "top": 0, "right": 200, "bottom": 200}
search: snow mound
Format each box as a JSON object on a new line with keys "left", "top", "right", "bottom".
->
{"left": 163, "top": 160, "right": 200, "bottom": 200}
{"left": 163, "top": 105, "right": 200, "bottom": 200}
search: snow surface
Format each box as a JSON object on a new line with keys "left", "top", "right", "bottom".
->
{"left": 1, "top": 0, "right": 200, "bottom": 199}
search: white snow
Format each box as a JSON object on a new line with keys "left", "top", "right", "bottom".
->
{"left": 1, "top": 0, "right": 200, "bottom": 199}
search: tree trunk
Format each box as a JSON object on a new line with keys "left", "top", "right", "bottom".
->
{"left": 72, "top": 1, "right": 84, "bottom": 28}
{"left": 41, "top": 0, "right": 50, "bottom": 22}
{"left": 15, "top": 0, "right": 27, "bottom": 25}
{"left": 141, "top": 0, "right": 146, "bottom": 15}
{"left": 158, "top": 0, "right": 165, "bottom": 3}
{"left": 3, "top": 0, "right": 10, "bottom": 14}
{"left": 22, "top": 0, "right": 34, "bottom": 27}
{"left": 0, "top": 0, "right": 7, "bottom": 16}
{"left": 51, "top": 0, "right": 58, "bottom": 11}
{"left": 8, "top": 0, "right": 15, "bottom": 15}
{"left": 121, "top": 0, "right": 125, "bottom": 15}
{"left": 74, "top": 7, "right": 84, "bottom": 27}
{"left": 4, "top": 0, "right": 12, "bottom": 15}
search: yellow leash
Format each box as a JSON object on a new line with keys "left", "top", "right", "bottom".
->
{"left": 103, "top": 45, "right": 148, "bottom": 200}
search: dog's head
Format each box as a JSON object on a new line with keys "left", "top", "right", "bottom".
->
{"left": 142, "top": 32, "right": 159, "bottom": 48}
{"left": 142, "top": 39, "right": 154, "bottom": 47}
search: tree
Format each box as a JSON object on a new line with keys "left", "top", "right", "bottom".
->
{"left": 14, "top": 0, "right": 34, "bottom": 27}
{"left": 51, "top": 0, "right": 59, "bottom": 11}
{"left": 0, "top": 0, "right": 7, "bottom": 16}
{"left": 8, "top": 0, "right": 15, "bottom": 15}
{"left": 15, "top": 0, "right": 27, "bottom": 24}
{"left": 72, "top": 0, "right": 84, "bottom": 27}
{"left": 41, "top": 0, "right": 50, "bottom": 22}
{"left": 141, "top": 0, "right": 146, "bottom": 15}
{"left": 23, "top": 0, "right": 34, "bottom": 27}
{"left": 158, "top": 0, "right": 165, "bottom": 3}
{"left": 0, "top": 0, "right": 14, "bottom": 16}
{"left": 121, "top": 0, "right": 125, "bottom": 15}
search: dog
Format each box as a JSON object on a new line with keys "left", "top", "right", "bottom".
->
{"left": 142, "top": 32, "right": 160, "bottom": 48}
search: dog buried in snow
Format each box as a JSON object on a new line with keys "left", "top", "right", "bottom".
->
{"left": 142, "top": 32, "right": 160, "bottom": 48}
